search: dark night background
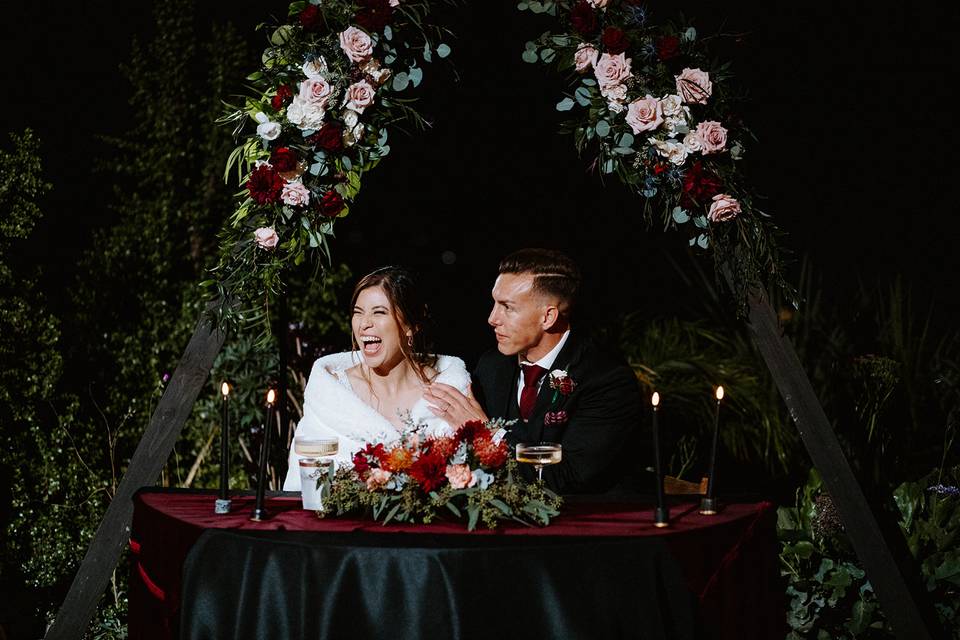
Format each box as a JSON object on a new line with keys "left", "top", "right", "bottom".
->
{"left": 2, "top": 0, "right": 958, "bottom": 361}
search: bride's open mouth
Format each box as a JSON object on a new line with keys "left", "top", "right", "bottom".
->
{"left": 360, "top": 335, "right": 383, "bottom": 355}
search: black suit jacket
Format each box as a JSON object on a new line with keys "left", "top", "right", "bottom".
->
{"left": 472, "top": 330, "right": 644, "bottom": 494}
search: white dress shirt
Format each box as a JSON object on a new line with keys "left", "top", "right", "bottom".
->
{"left": 516, "top": 329, "right": 571, "bottom": 406}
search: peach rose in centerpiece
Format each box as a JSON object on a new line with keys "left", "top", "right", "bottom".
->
{"left": 675, "top": 67, "right": 712, "bottom": 105}
{"left": 366, "top": 468, "right": 393, "bottom": 490}
{"left": 707, "top": 194, "right": 742, "bottom": 222}
{"left": 339, "top": 26, "right": 374, "bottom": 64}
{"left": 694, "top": 120, "right": 728, "bottom": 154}
{"left": 254, "top": 227, "right": 279, "bottom": 249}
{"left": 594, "top": 52, "right": 632, "bottom": 90}
{"left": 445, "top": 463, "right": 477, "bottom": 489}
{"left": 574, "top": 43, "right": 599, "bottom": 73}
{"left": 625, "top": 95, "right": 663, "bottom": 134}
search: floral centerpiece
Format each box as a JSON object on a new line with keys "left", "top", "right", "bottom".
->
{"left": 518, "top": 0, "right": 793, "bottom": 310}
{"left": 208, "top": 0, "right": 455, "bottom": 329}
{"left": 321, "top": 418, "right": 563, "bottom": 530}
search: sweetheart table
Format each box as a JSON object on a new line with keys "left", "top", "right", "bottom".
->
{"left": 127, "top": 489, "right": 784, "bottom": 640}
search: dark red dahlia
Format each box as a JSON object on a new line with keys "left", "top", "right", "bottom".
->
{"left": 246, "top": 164, "right": 284, "bottom": 205}
{"left": 681, "top": 161, "right": 723, "bottom": 209}
{"left": 271, "top": 84, "right": 294, "bottom": 111}
{"left": 269, "top": 147, "right": 298, "bottom": 173}
{"left": 309, "top": 122, "right": 344, "bottom": 152}
{"left": 655, "top": 35, "right": 681, "bottom": 61}
{"left": 569, "top": 1, "right": 598, "bottom": 36}
{"left": 318, "top": 190, "right": 346, "bottom": 217}
{"left": 456, "top": 420, "right": 486, "bottom": 444}
{"left": 299, "top": 5, "right": 326, "bottom": 32}
{"left": 354, "top": 0, "right": 393, "bottom": 33}
{"left": 601, "top": 26, "right": 629, "bottom": 55}
{"left": 408, "top": 451, "right": 447, "bottom": 493}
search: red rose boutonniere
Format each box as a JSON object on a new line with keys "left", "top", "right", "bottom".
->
{"left": 548, "top": 369, "right": 576, "bottom": 398}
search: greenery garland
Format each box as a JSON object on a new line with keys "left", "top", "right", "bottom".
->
{"left": 518, "top": 0, "right": 793, "bottom": 311}
{"left": 208, "top": 0, "right": 455, "bottom": 330}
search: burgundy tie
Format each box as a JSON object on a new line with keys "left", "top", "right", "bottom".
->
{"left": 519, "top": 364, "right": 546, "bottom": 421}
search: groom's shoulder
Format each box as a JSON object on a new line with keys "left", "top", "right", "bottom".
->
{"left": 473, "top": 347, "right": 511, "bottom": 376}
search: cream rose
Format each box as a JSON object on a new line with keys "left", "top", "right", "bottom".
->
{"left": 286, "top": 96, "right": 326, "bottom": 130}
{"left": 625, "top": 95, "right": 663, "bottom": 134}
{"left": 254, "top": 227, "right": 279, "bottom": 249}
{"left": 445, "top": 464, "right": 476, "bottom": 489}
{"left": 281, "top": 181, "right": 310, "bottom": 207}
{"left": 694, "top": 120, "right": 727, "bottom": 154}
{"left": 342, "top": 109, "right": 360, "bottom": 128}
{"left": 659, "top": 94, "right": 684, "bottom": 117}
{"left": 365, "top": 468, "right": 392, "bottom": 490}
{"left": 253, "top": 112, "right": 281, "bottom": 141}
{"left": 339, "top": 26, "right": 374, "bottom": 64}
{"left": 675, "top": 67, "right": 712, "bottom": 105}
{"left": 650, "top": 138, "right": 689, "bottom": 166}
{"left": 343, "top": 80, "right": 376, "bottom": 114}
{"left": 594, "top": 52, "right": 632, "bottom": 90}
{"left": 574, "top": 43, "right": 599, "bottom": 74}
{"left": 707, "top": 194, "right": 742, "bottom": 222}
{"left": 302, "top": 58, "right": 328, "bottom": 80}
{"left": 682, "top": 130, "right": 703, "bottom": 153}
{"left": 601, "top": 83, "right": 627, "bottom": 111}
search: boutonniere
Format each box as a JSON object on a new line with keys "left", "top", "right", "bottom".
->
{"left": 548, "top": 369, "right": 576, "bottom": 398}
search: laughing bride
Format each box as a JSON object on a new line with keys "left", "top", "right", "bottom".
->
{"left": 282, "top": 266, "right": 470, "bottom": 491}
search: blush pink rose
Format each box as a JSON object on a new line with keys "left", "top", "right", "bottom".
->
{"left": 445, "top": 463, "right": 476, "bottom": 489}
{"left": 625, "top": 95, "right": 663, "bottom": 134}
{"left": 675, "top": 67, "right": 712, "bottom": 105}
{"left": 707, "top": 194, "right": 742, "bottom": 223}
{"left": 574, "top": 43, "right": 599, "bottom": 73}
{"left": 281, "top": 181, "right": 310, "bottom": 207}
{"left": 694, "top": 120, "right": 727, "bottom": 154}
{"left": 299, "top": 77, "right": 333, "bottom": 107}
{"left": 254, "top": 227, "right": 279, "bottom": 249}
{"left": 339, "top": 26, "right": 374, "bottom": 64}
{"left": 594, "top": 52, "right": 632, "bottom": 90}
{"left": 343, "top": 80, "right": 377, "bottom": 114}
{"left": 365, "top": 468, "right": 392, "bottom": 490}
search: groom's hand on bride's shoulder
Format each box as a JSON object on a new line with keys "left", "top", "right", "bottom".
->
{"left": 423, "top": 383, "right": 488, "bottom": 427}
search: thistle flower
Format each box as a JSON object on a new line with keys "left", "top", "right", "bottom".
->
{"left": 812, "top": 493, "right": 844, "bottom": 538}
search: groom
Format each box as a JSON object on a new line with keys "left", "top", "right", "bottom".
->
{"left": 426, "top": 248, "right": 643, "bottom": 493}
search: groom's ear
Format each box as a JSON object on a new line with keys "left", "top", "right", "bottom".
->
{"left": 541, "top": 305, "right": 560, "bottom": 331}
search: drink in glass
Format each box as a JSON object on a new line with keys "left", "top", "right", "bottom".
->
{"left": 516, "top": 442, "right": 562, "bottom": 481}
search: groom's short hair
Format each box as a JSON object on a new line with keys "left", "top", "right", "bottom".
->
{"left": 499, "top": 248, "right": 581, "bottom": 314}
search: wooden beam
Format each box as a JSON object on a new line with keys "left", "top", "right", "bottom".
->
{"left": 45, "top": 317, "right": 226, "bottom": 640}
{"left": 745, "top": 291, "right": 944, "bottom": 640}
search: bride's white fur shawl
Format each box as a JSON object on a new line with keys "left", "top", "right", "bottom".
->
{"left": 283, "top": 351, "right": 470, "bottom": 491}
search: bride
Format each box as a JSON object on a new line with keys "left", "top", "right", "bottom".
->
{"left": 283, "top": 267, "right": 470, "bottom": 490}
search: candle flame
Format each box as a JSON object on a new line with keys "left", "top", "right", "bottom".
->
{"left": 221, "top": 382, "right": 230, "bottom": 397}
{"left": 716, "top": 386, "right": 724, "bottom": 401}
{"left": 651, "top": 391, "right": 660, "bottom": 407}
{"left": 266, "top": 389, "right": 276, "bottom": 405}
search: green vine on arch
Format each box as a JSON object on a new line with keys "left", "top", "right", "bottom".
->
{"left": 207, "top": 0, "right": 456, "bottom": 332}
{"left": 518, "top": 0, "right": 793, "bottom": 312}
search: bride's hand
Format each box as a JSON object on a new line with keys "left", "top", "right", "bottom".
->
{"left": 424, "top": 383, "right": 487, "bottom": 427}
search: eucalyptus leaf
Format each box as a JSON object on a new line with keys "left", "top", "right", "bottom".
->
{"left": 581, "top": 78, "right": 597, "bottom": 86}
{"left": 525, "top": 40, "right": 537, "bottom": 52}
{"left": 423, "top": 45, "right": 432, "bottom": 62}
{"left": 467, "top": 505, "right": 480, "bottom": 531}
{"left": 436, "top": 43, "right": 451, "bottom": 58}
{"left": 392, "top": 72, "right": 410, "bottom": 91}
{"left": 383, "top": 25, "right": 392, "bottom": 40}
{"left": 446, "top": 501, "right": 462, "bottom": 517}
{"left": 574, "top": 86, "right": 592, "bottom": 106}
{"left": 517, "top": 1, "right": 529, "bottom": 9}
{"left": 617, "top": 132, "right": 634, "bottom": 147}
{"left": 672, "top": 207, "right": 691, "bottom": 224}
{"left": 384, "top": 54, "right": 396, "bottom": 64}
{"left": 522, "top": 49, "right": 539, "bottom": 64}
{"left": 555, "top": 97, "right": 575, "bottom": 111}
{"left": 341, "top": 156, "right": 353, "bottom": 171}
{"left": 409, "top": 67, "right": 424, "bottom": 87}
{"left": 529, "top": 0, "right": 544, "bottom": 12}
{"left": 683, "top": 26, "right": 697, "bottom": 41}
{"left": 595, "top": 120, "right": 610, "bottom": 137}
{"left": 612, "top": 147, "right": 634, "bottom": 155}
{"left": 602, "top": 158, "right": 615, "bottom": 174}
{"left": 540, "top": 47, "right": 556, "bottom": 63}
{"left": 489, "top": 499, "right": 513, "bottom": 516}
{"left": 694, "top": 215, "right": 708, "bottom": 229}
{"left": 697, "top": 233, "right": 709, "bottom": 249}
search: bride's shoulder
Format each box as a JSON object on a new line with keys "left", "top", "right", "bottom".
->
{"left": 432, "top": 354, "right": 470, "bottom": 388}
{"left": 309, "top": 351, "right": 361, "bottom": 378}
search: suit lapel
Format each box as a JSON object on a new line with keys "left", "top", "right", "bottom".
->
{"left": 528, "top": 332, "right": 586, "bottom": 437}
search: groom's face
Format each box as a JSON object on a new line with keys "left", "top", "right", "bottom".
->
{"left": 488, "top": 273, "right": 549, "bottom": 357}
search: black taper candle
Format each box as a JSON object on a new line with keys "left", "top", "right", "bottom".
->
{"left": 215, "top": 382, "right": 232, "bottom": 514}
{"left": 700, "top": 385, "right": 724, "bottom": 515}
{"left": 251, "top": 389, "right": 276, "bottom": 522}
{"left": 652, "top": 392, "right": 668, "bottom": 527}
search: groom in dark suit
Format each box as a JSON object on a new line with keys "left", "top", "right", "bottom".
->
{"left": 425, "top": 248, "right": 643, "bottom": 494}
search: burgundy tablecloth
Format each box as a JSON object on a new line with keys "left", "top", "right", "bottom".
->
{"left": 128, "top": 490, "right": 783, "bottom": 639}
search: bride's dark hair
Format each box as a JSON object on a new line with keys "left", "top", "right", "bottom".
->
{"left": 350, "top": 266, "right": 437, "bottom": 383}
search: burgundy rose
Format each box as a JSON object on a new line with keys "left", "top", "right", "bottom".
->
{"left": 408, "top": 450, "right": 447, "bottom": 493}
{"left": 246, "top": 164, "right": 284, "bottom": 205}
{"left": 601, "top": 27, "right": 629, "bottom": 55}
{"left": 271, "top": 84, "right": 293, "bottom": 111}
{"left": 569, "top": 1, "right": 598, "bottom": 36}
{"left": 299, "top": 5, "right": 326, "bottom": 32}
{"left": 308, "top": 122, "right": 344, "bottom": 152}
{"left": 680, "top": 161, "right": 723, "bottom": 209}
{"left": 655, "top": 35, "right": 681, "bottom": 61}
{"left": 269, "top": 147, "right": 298, "bottom": 173}
{"left": 354, "top": 0, "right": 394, "bottom": 33}
{"left": 318, "top": 190, "right": 346, "bottom": 217}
